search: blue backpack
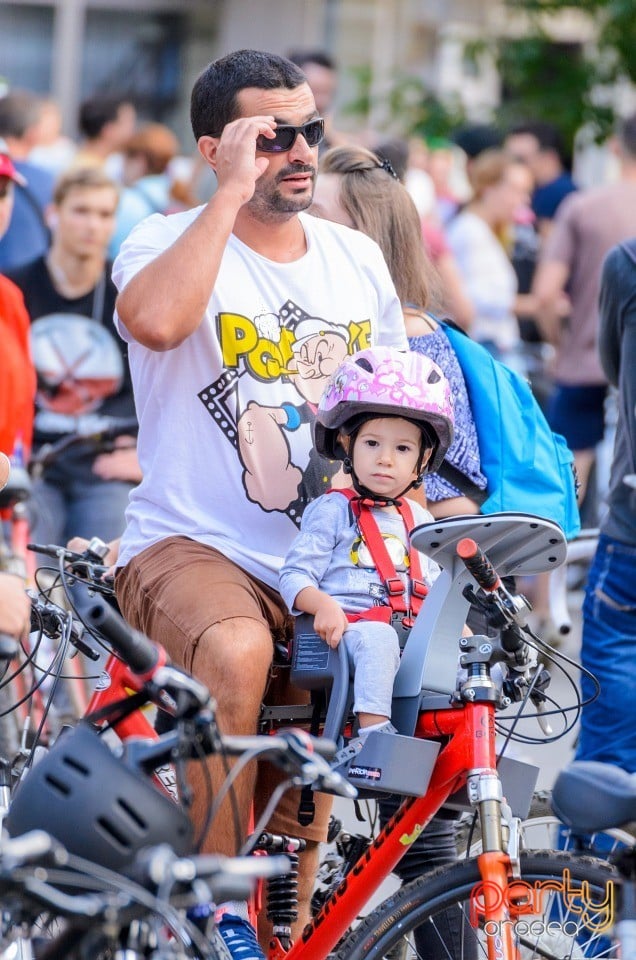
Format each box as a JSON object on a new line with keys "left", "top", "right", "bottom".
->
{"left": 439, "top": 321, "right": 581, "bottom": 540}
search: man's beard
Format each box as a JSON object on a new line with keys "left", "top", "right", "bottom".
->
{"left": 248, "top": 164, "right": 315, "bottom": 222}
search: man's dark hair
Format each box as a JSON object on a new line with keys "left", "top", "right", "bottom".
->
{"left": 452, "top": 124, "right": 502, "bottom": 160}
{"left": 190, "top": 49, "right": 307, "bottom": 142}
{"left": 78, "top": 96, "right": 131, "bottom": 139}
{"left": 287, "top": 49, "right": 336, "bottom": 72}
{"left": 0, "top": 90, "right": 42, "bottom": 140}
{"left": 618, "top": 111, "right": 636, "bottom": 158}
{"left": 508, "top": 120, "right": 568, "bottom": 165}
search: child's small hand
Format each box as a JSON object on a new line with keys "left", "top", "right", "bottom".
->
{"left": 313, "top": 596, "right": 349, "bottom": 649}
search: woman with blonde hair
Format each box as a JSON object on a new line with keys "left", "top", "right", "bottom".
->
{"left": 446, "top": 148, "right": 533, "bottom": 364}
{"left": 312, "top": 144, "right": 487, "bottom": 520}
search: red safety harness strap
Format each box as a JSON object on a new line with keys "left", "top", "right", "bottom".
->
{"left": 328, "top": 489, "right": 428, "bottom": 624}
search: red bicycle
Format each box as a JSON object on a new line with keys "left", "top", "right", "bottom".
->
{"left": 27, "top": 513, "right": 618, "bottom": 960}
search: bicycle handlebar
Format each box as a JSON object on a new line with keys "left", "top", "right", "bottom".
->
{"left": 75, "top": 593, "right": 160, "bottom": 676}
{"left": 457, "top": 538, "right": 500, "bottom": 591}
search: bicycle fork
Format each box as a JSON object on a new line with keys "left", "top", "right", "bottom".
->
{"left": 458, "top": 647, "right": 524, "bottom": 960}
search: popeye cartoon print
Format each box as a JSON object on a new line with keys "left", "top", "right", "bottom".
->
{"left": 198, "top": 300, "right": 371, "bottom": 526}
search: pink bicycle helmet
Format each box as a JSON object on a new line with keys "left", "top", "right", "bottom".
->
{"left": 315, "top": 346, "right": 454, "bottom": 474}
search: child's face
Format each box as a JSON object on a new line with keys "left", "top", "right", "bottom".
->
{"left": 350, "top": 417, "right": 430, "bottom": 499}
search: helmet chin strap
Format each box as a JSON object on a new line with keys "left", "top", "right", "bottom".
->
{"left": 342, "top": 456, "right": 424, "bottom": 506}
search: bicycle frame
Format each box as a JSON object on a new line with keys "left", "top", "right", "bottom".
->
{"left": 287, "top": 698, "right": 514, "bottom": 960}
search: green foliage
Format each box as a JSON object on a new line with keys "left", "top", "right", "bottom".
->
{"left": 342, "top": 67, "right": 466, "bottom": 141}
{"left": 343, "top": 0, "right": 634, "bottom": 148}
{"left": 499, "top": 0, "right": 636, "bottom": 145}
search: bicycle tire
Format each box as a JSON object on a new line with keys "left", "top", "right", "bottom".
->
{"left": 333, "top": 851, "right": 618, "bottom": 960}
{"left": 455, "top": 790, "right": 636, "bottom": 859}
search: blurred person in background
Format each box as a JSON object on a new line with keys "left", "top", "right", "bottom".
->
{"left": 446, "top": 148, "right": 536, "bottom": 369}
{"left": 28, "top": 96, "right": 76, "bottom": 177}
{"left": 374, "top": 137, "right": 474, "bottom": 331}
{"left": 505, "top": 121, "right": 577, "bottom": 389}
{"left": 74, "top": 95, "right": 137, "bottom": 182}
{"left": 109, "top": 122, "right": 186, "bottom": 258}
{"left": 287, "top": 49, "right": 352, "bottom": 152}
{"left": 0, "top": 140, "right": 35, "bottom": 459}
{"left": 7, "top": 166, "right": 139, "bottom": 548}
{"left": 0, "top": 90, "right": 55, "bottom": 272}
{"left": 425, "top": 136, "right": 468, "bottom": 226}
{"left": 576, "top": 235, "right": 636, "bottom": 774}
{"left": 532, "top": 111, "right": 636, "bottom": 512}
{"left": 505, "top": 120, "right": 577, "bottom": 240}
{"left": 0, "top": 139, "right": 36, "bottom": 681}
{"left": 0, "top": 141, "right": 35, "bottom": 694}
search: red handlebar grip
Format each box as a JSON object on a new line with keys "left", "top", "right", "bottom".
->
{"left": 457, "top": 538, "right": 500, "bottom": 591}
{"left": 457, "top": 538, "right": 479, "bottom": 560}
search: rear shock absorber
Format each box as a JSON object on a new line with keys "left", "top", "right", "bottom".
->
{"left": 255, "top": 831, "right": 305, "bottom": 950}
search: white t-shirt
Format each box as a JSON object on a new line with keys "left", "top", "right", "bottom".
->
{"left": 112, "top": 207, "right": 407, "bottom": 588}
{"left": 446, "top": 211, "right": 519, "bottom": 350}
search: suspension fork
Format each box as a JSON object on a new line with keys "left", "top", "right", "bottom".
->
{"left": 466, "top": 702, "right": 521, "bottom": 960}
{"left": 420, "top": 700, "right": 521, "bottom": 960}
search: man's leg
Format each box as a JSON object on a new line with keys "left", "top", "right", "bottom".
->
{"left": 187, "top": 616, "right": 273, "bottom": 855}
{"left": 256, "top": 666, "right": 333, "bottom": 943}
{"left": 115, "top": 536, "right": 276, "bottom": 857}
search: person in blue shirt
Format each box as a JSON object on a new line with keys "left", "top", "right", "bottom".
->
{"left": 505, "top": 120, "right": 577, "bottom": 240}
{"left": 0, "top": 91, "right": 55, "bottom": 272}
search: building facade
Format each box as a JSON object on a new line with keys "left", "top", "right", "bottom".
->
{"left": 0, "top": 0, "right": 609, "bottom": 148}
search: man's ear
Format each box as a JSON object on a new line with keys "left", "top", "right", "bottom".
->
{"left": 197, "top": 135, "right": 220, "bottom": 170}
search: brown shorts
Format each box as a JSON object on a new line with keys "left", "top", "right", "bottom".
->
{"left": 115, "top": 536, "right": 332, "bottom": 842}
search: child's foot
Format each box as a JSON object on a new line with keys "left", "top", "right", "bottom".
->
{"left": 331, "top": 721, "right": 397, "bottom": 776}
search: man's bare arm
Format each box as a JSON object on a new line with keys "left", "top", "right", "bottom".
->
{"left": 116, "top": 115, "right": 276, "bottom": 351}
{"left": 531, "top": 259, "right": 571, "bottom": 346}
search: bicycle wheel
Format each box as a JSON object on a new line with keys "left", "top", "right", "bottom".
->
{"left": 333, "top": 851, "right": 618, "bottom": 960}
{"left": 455, "top": 791, "right": 636, "bottom": 859}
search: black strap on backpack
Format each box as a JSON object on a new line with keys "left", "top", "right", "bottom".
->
{"left": 437, "top": 459, "right": 487, "bottom": 506}
{"left": 434, "top": 317, "right": 488, "bottom": 505}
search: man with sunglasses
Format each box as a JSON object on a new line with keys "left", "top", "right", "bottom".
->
{"left": 111, "top": 48, "right": 406, "bottom": 958}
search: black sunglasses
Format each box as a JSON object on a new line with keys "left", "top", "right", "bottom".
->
{"left": 256, "top": 118, "right": 324, "bottom": 154}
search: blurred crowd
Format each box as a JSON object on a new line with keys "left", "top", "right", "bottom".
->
{"left": 1, "top": 49, "right": 636, "bottom": 548}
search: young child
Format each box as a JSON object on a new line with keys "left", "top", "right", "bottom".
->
{"left": 280, "top": 346, "right": 454, "bottom": 765}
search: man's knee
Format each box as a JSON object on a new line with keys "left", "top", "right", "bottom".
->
{"left": 192, "top": 616, "right": 273, "bottom": 706}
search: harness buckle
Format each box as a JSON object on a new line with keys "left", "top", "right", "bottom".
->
{"left": 385, "top": 577, "right": 404, "bottom": 597}
{"left": 411, "top": 579, "right": 429, "bottom": 601}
